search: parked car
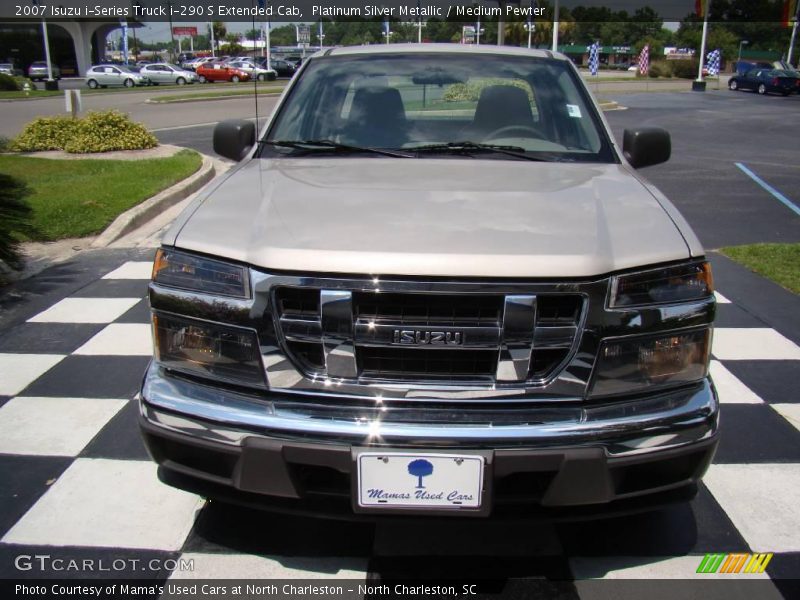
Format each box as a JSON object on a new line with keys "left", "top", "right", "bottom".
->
{"left": 728, "top": 68, "right": 798, "bottom": 96}
{"left": 260, "top": 57, "right": 295, "bottom": 78}
{"left": 195, "top": 62, "right": 251, "bottom": 83}
{"left": 228, "top": 60, "right": 277, "bottom": 81}
{"left": 140, "top": 63, "right": 198, "bottom": 85}
{"left": 177, "top": 52, "right": 196, "bottom": 67}
{"left": 185, "top": 56, "right": 215, "bottom": 71}
{"left": 27, "top": 61, "right": 60, "bottom": 81}
{"left": 140, "top": 44, "right": 718, "bottom": 520}
{"left": 85, "top": 65, "right": 149, "bottom": 88}
{"left": 0, "top": 63, "right": 23, "bottom": 76}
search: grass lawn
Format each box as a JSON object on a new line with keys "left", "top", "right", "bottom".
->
{"left": 0, "top": 149, "right": 202, "bottom": 241}
{"left": 720, "top": 243, "right": 800, "bottom": 295}
{"left": 150, "top": 83, "right": 285, "bottom": 103}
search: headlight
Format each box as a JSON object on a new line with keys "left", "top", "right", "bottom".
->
{"left": 153, "top": 313, "right": 266, "bottom": 388}
{"left": 610, "top": 262, "right": 713, "bottom": 308}
{"left": 589, "top": 328, "right": 711, "bottom": 398}
{"left": 152, "top": 248, "right": 250, "bottom": 298}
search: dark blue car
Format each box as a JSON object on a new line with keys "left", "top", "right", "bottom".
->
{"left": 728, "top": 69, "right": 799, "bottom": 96}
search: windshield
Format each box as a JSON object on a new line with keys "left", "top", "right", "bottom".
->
{"left": 264, "top": 53, "right": 614, "bottom": 162}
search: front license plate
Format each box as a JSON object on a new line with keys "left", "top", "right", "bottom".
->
{"left": 357, "top": 452, "right": 484, "bottom": 509}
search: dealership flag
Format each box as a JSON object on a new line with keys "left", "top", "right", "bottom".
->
{"left": 706, "top": 49, "right": 721, "bottom": 76}
{"left": 588, "top": 42, "right": 600, "bottom": 75}
{"left": 638, "top": 44, "right": 650, "bottom": 76}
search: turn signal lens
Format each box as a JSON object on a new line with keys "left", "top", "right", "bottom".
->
{"left": 610, "top": 262, "right": 713, "bottom": 308}
{"left": 153, "top": 313, "right": 265, "bottom": 388}
{"left": 152, "top": 248, "right": 249, "bottom": 298}
{"left": 589, "top": 328, "right": 711, "bottom": 398}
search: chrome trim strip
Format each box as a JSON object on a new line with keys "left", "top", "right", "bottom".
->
{"left": 140, "top": 365, "right": 718, "bottom": 456}
{"left": 320, "top": 289, "right": 358, "bottom": 378}
{"left": 496, "top": 295, "right": 537, "bottom": 382}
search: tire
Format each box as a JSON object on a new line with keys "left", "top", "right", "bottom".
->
{"left": 198, "top": 75, "right": 206, "bottom": 83}
{"left": 728, "top": 79, "right": 738, "bottom": 91}
{"left": 257, "top": 73, "right": 266, "bottom": 81}
{"left": 87, "top": 79, "right": 98, "bottom": 89}
{"left": 267, "top": 72, "right": 277, "bottom": 81}
{"left": 757, "top": 83, "right": 766, "bottom": 95}
{"left": 176, "top": 77, "right": 186, "bottom": 85}
{"left": 231, "top": 75, "right": 240, "bottom": 83}
{"left": 124, "top": 78, "right": 134, "bottom": 88}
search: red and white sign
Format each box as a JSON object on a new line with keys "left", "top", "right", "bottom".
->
{"left": 172, "top": 27, "right": 197, "bottom": 36}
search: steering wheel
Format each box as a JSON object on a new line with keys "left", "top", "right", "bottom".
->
{"left": 483, "top": 125, "right": 542, "bottom": 140}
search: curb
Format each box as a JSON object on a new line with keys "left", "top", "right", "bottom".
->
{"left": 598, "top": 101, "right": 623, "bottom": 111}
{"left": 145, "top": 91, "right": 282, "bottom": 104}
{"left": 90, "top": 152, "right": 215, "bottom": 248}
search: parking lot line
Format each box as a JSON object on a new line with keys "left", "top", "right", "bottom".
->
{"left": 734, "top": 162, "right": 800, "bottom": 217}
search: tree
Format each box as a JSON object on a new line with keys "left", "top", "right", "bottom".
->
{"left": 407, "top": 459, "right": 433, "bottom": 489}
{"left": 0, "top": 174, "right": 34, "bottom": 273}
{"left": 211, "top": 21, "right": 226, "bottom": 41}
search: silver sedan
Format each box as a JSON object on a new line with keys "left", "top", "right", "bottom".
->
{"left": 228, "top": 61, "right": 276, "bottom": 82}
{"left": 140, "top": 63, "right": 198, "bottom": 85}
{"left": 85, "top": 65, "right": 148, "bottom": 88}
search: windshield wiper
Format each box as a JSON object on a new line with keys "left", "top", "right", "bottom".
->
{"left": 261, "top": 139, "right": 413, "bottom": 158}
{"left": 410, "top": 141, "right": 561, "bottom": 162}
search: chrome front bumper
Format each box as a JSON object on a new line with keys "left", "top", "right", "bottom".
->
{"left": 140, "top": 363, "right": 719, "bottom": 457}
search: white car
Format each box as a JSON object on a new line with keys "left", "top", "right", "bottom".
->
{"left": 229, "top": 60, "right": 277, "bottom": 81}
{"left": 140, "top": 63, "right": 198, "bottom": 85}
{"left": 85, "top": 65, "right": 148, "bottom": 88}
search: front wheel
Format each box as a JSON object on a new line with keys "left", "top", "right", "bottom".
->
{"left": 124, "top": 78, "right": 134, "bottom": 88}
{"left": 198, "top": 75, "right": 206, "bottom": 83}
{"left": 231, "top": 75, "right": 240, "bottom": 83}
{"left": 87, "top": 79, "right": 98, "bottom": 89}
{"left": 257, "top": 73, "right": 266, "bottom": 81}
{"left": 728, "top": 79, "right": 738, "bottom": 91}
{"left": 757, "top": 83, "right": 766, "bottom": 95}
{"left": 176, "top": 77, "right": 186, "bottom": 85}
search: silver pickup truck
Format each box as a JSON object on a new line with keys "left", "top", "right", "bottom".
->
{"left": 140, "top": 44, "right": 718, "bottom": 519}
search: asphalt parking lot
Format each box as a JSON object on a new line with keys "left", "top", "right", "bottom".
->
{"left": 0, "top": 89, "right": 799, "bottom": 597}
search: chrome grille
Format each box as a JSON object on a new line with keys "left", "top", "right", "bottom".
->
{"left": 274, "top": 287, "right": 585, "bottom": 385}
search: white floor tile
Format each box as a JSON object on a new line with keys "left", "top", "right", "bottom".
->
{"left": 772, "top": 404, "right": 800, "bottom": 433}
{"left": 715, "top": 292, "right": 732, "bottom": 304}
{"left": 102, "top": 262, "right": 153, "bottom": 280}
{"left": 709, "top": 361, "right": 764, "bottom": 404}
{"left": 28, "top": 298, "right": 141, "bottom": 324}
{"left": 73, "top": 323, "right": 153, "bottom": 356}
{"left": 0, "top": 354, "right": 65, "bottom": 396}
{"left": 2, "top": 459, "right": 203, "bottom": 550}
{"left": 570, "top": 555, "right": 770, "bottom": 579}
{"left": 703, "top": 463, "right": 800, "bottom": 553}
{"left": 712, "top": 328, "right": 800, "bottom": 361}
{"left": 0, "top": 397, "right": 126, "bottom": 456}
{"left": 171, "top": 554, "right": 368, "bottom": 580}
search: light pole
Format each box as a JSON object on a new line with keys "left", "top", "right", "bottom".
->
{"left": 132, "top": 2, "right": 141, "bottom": 62}
{"left": 31, "top": 0, "right": 54, "bottom": 87}
{"left": 737, "top": 40, "right": 749, "bottom": 63}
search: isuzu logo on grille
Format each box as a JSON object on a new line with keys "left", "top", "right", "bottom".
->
{"left": 393, "top": 329, "right": 463, "bottom": 346}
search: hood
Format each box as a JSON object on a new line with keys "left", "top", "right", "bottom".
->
{"left": 170, "top": 158, "right": 692, "bottom": 278}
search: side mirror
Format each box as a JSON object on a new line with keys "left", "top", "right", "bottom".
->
{"left": 622, "top": 127, "right": 671, "bottom": 169}
{"left": 213, "top": 119, "right": 256, "bottom": 162}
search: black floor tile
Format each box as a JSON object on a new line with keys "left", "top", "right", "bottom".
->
{"left": 714, "top": 404, "right": 800, "bottom": 463}
{"left": 0, "top": 455, "right": 73, "bottom": 539}
{"left": 0, "top": 323, "right": 105, "bottom": 355}
{"left": 182, "top": 501, "right": 375, "bottom": 557}
{"left": 721, "top": 361, "right": 800, "bottom": 404}
{"left": 70, "top": 279, "right": 149, "bottom": 299}
{"left": 556, "top": 484, "right": 748, "bottom": 556}
{"left": 20, "top": 355, "right": 150, "bottom": 399}
{"left": 0, "top": 542, "right": 179, "bottom": 579}
{"left": 116, "top": 298, "right": 152, "bottom": 324}
{"left": 0, "top": 396, "right": 10, "bottom": 409}
{"left": 80, "top": 400, "right": 149, "bottom": 461}
{"left": 714, "top": 303, "right": 767, "bottom": 329}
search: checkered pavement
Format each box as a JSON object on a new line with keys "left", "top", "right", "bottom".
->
{"left": 0, "top": 251, "right": 798, "bottom": 597}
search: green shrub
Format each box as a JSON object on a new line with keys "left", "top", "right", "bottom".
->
{"left": 0, "top": 136, "right": 10, "bottom": 152}
{"left": 443, "top": 78, "right": 535, "bottom": 103}
{"left": 11, "top": 110, "right": 158, "bottom": 154}
{"left": 648, "top": 61, "right": 673, "bottom": 78}
{"left": 0, "top": 174, "right": 35, "bottom": 271}
{"left": 63, "top": 110, "right": 159, "bottom": 154}
{"left": 671, "top": 59, "right": 699, "bottom": 79}
{"left": 11, "top": 116, "right": 78, "bottom": 152}
{"left": 0, "top": 73, "right": 20, "bottom": 91}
